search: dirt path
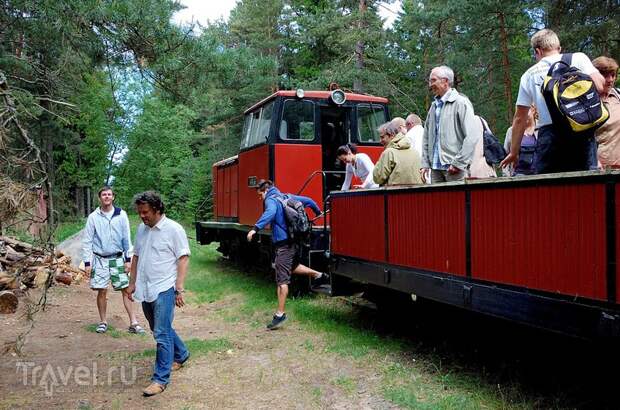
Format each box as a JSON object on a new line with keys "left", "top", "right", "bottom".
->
{"left": 0, "top": 233, "right": 397, "bottom": 409}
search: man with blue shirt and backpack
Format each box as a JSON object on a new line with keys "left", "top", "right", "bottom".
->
{"left": 247, "top": 179, "right": 328, "bottom": 330}
{"left": 501, "top": 29, "right": 607, "bottom": 174}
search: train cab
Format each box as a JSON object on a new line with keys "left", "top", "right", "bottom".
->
{"left": 196, "top": 89, "right": 390, "bottom": 269}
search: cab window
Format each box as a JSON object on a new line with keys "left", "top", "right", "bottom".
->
{"left": 357, "top": 104, "right": 386, "bottom": 143}
{"left": 241, "top": 101, "right": 275, "bottom": 149}
{"left": 280, "top": 100, "right": 315, "bottom": 141}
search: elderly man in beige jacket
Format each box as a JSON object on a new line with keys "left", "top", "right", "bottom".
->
{"left": 373, "top": 121, "right": 423, "bottom": 186}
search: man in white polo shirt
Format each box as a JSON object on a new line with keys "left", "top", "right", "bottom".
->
{"left": 501, "top": 29, "right": 605, "bottom": 174}
{"left": 124, "top": 191, "right": 190, "bottom": 397}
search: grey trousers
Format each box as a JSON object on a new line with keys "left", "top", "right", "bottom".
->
{"left": 431, "top": 168, "right": 467, "bottom": 183}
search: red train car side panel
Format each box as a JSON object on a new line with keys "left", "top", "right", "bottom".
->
{"left": 388, "top": 191, "right": 466, "bottom": 276}
{"left": 213, "top": 165, "right": 218, "bottom": 218}
{"left": 223, "top": 166, "right": 231, "bottom": 216}
{"left": 238, "top": 145, "right": 270, "bottom": 226}
{"left": 274, "top": 144, "right": 323, "bottom": 212}
{"left": 331, "top": 194, "right": 386, "bottom": 263}
{"left": 471, "top": 184, "right": 607, "bottom": 301}
{"left": 230, "top": 164, "right": 238, "bottom": 217}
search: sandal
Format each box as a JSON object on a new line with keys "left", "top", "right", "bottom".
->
{"left": 96, "top": 322, "right": 108, "bottom": 333}
{"left": 128, "top": 323, "right": 145, "bottom": 334}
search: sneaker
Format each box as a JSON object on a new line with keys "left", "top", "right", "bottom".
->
{"left": 128, "top": 323, "right": 145, "bottom": 334}
{"left": 266, "top": 313, "right": 287, "bottom": 330}
{"left": 313, "top": 272, "right": 330, "bottom": 286}
{"left": 96, "top": 322, "right": 108, "bottom": 333}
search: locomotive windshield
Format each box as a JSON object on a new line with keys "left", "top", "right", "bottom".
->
{"left": 279, "top": 100, "right": 315, "bottom": 140}
{"left": 357, "top": 103, "right": 385, "bottom": 143}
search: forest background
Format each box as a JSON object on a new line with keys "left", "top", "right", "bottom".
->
{"left": 0, "top": 0, "right": 617, "bottom": 230}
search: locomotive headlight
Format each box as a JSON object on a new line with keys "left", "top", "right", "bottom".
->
{"left": 330, "top": 89, "right": 346, "bottom": 105}
{"left": 295, "top": 88, "right": 305, "bottom": 98}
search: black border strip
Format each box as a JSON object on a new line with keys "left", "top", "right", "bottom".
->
{"left": 331, "top": 255, "right": 620, "bottom": 338}
{"left": 607, "top": 181, "right": 616, "bottom": 303}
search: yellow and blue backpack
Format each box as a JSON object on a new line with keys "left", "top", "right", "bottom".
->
{"left": 542, "top": 53, "right": 609, "bottom": 134}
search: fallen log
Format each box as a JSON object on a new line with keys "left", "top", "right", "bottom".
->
{"left": 0, "top": 290, "right": 18, "bottom": 314}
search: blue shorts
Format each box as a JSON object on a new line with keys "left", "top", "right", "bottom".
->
{"left": 535, "top": 125, "right": 597, "bottom": 174}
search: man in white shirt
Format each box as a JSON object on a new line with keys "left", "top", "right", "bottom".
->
{"left": 124, "top": 191, "right": 190, "bottom": 397}
{"left": 82, "top": 186, "right": 144, "bottom": 335}
{"left": 405, "top": 113, "right": 424, "bottom": 157}
{"left": 501, "top": 29, "right": 605, "bottom": 174}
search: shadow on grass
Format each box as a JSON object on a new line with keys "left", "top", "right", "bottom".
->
{"left": 185, "top": 242, "right": 620, "bottom": 409}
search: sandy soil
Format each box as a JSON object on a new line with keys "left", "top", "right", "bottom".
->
{"left": 0, "top": 233, "right": 397, "bottom": 410}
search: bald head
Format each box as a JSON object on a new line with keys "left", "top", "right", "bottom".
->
{"left": 405, "top": 114, "right": 422, "bottom": 131}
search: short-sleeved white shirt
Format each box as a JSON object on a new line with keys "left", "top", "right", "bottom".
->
{"left": 516, "top": 52, "right": 597, "bottom": 127}
{"left": 133, "top": 215, "right": 190, "bottom": 302}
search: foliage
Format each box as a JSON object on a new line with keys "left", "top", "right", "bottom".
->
{"left": 2, "top": 0, "right": 616, "bottom": 222}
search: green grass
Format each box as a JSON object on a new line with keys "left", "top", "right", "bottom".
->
{"left": 53, "top": 218, "right": 86, "bottom": 243}
{"left": 182, "top": 239, "right": 536, "bottom": 409}
{"left": 334, "top": 376, "right": 357, "bottom": 395}
{"left": 130, "top": 337, "right": 232, "bottom": 359}
{"left": 85, "top": 323, "right": 147, "bottom": 339}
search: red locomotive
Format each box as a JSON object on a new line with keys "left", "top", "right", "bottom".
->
{"left": 196, "top": 90, "right": 620, "bottom": 339}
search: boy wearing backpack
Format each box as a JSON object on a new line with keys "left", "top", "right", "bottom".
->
{"left": 247, "top": 179, "right": 328, "bottom": 330}
{"left": 501, "top": 29, "right": 606, "bottom": 174}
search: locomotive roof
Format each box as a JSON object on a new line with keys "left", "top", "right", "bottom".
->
{"left": 244, "top": 90, "right": 389, "bottom": 115}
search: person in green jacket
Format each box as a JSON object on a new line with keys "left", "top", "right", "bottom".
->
{"left": 373, "top": 121, "right": 423, "bottom": 186}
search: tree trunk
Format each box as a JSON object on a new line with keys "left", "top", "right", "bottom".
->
{"left": 0, "top": 290, "right": 18, "bottom": 314}
{"left": 86, "top": 186, "right": 92, "bottom": 214}
{"left": 498, "top": 12, "right": 513, "bottom": 122}
{"left": 353, "top": 0, "right": 367, "bottom": 92}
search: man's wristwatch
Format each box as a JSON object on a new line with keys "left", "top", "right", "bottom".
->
{"left": 174, "top": 289, "right": 185, "bottom": 296}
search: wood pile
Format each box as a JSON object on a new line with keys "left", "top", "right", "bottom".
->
{"left": 0, "top": 235, "right": 84, "bottom": 313}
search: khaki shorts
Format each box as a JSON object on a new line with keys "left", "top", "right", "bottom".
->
{"left": 274, "top": 243, "right": 300, "bottom": 285}
{"left": 90, "top": 257, "right": 129, "bottom": 291}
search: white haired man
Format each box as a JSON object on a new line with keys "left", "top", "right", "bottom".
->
{"left": 500, "top": 29, "right": 605, "bottom": 174}
{"left": 421, "top": 65, "right": 480, "bottom": 184}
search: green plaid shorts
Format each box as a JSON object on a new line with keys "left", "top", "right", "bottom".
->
{"left": 90, "top": 257, "right": 129, "bottom": 291}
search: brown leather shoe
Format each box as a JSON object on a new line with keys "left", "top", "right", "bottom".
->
{"left": 142, "top": 382, "right": 166, "bottom": 397}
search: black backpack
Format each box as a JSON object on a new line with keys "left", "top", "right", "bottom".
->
{"left": 276, "top": 194, "right": 311, "bottom": 240}
{"left": 480, "top": 118, "right": 507, "bottom": 166}
{"left": 542, "top": 53, "right": 609, "bottom": 135}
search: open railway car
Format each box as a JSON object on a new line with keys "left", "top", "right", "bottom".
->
{"left": 197, "top": 89, "right": 620, "bottom": 338}
{"left": 328, "top": 172, "right": 620, "bottom": 338}
{"left": 196, "top": 89, "right": 389, "bottom": 271}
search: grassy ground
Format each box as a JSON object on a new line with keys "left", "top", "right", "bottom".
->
{"left": 183, "top": 239, "right": 534, "bottom": 409}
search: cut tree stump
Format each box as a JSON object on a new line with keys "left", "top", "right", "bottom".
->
{"left": 0, "top": 290, "right": 18, "bottom": 314}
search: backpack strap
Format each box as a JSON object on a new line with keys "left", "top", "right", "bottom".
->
{"left": 560, "top": 53, "right": 573, "bottom": 67}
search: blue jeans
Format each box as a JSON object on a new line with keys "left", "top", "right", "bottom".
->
{"left": 142, "top": 287, "right": 189, "bottom": 385}
{"left": 535, "top": 125, "right": 597, "bottom": 174}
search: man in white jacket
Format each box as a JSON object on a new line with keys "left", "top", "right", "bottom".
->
{"left": 83, "top": 186, "right": 144, "bottom": 335}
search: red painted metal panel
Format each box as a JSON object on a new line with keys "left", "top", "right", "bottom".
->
{"left": 274, "top": 144, "right": 323, "bottom": 214}
{"left": 216, "top": 167, "right": 224, "bottom": 218}
{"left": 224, "top": 166, "right": 231, "bottom": 216}
{"left": 331, "top": 194, "right": 386, "bottom": 263}
{"left": 471, "top": 184, "right": 607, "bottom": 301}
{"left": 212, "top": 165, "right": 217, "bottom": 218}
{"left": 238, "top": 145, "right": 270, "bottom": 226}
{"left": 388, "top": 191, "right": 466, "bottom": 275}
{"left": 230, "top": 164, "right": 238, "bottom": 217}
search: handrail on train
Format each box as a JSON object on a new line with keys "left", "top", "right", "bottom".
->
{"left": 296, "top": 170, "right": 344, "bottom": 249}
